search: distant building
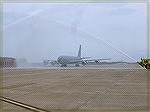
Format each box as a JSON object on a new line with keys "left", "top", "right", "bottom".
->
{"left": 0, "top": 57, "right": 17, "bottom": 68}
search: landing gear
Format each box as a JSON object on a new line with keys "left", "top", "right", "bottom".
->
{"left": 61, "top": 64, "right": 67, "bottom": 67}
{"left": 75, "top": 64, "right": 79, "bottom": 67}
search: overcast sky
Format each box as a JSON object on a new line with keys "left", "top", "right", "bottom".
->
{"left": 3, "top": 3, "right": 147, "bottom": 62}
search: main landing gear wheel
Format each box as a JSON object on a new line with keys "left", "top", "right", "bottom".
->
{"left": 75, "top": 64, "right": 79, "bottom": 67}
{"left": 61, "top": 64, "right": 67, "bottom": 67}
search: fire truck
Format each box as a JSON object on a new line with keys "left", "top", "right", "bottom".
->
{"left": 138, "top": 58, "right": 150, "bottom": 69}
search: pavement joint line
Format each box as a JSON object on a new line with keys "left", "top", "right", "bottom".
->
{"left": 0, "top": 96, "right": 51, "bottom": 112}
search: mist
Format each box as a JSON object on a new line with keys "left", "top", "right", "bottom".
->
{"left": 3, "top": 3, "right": 147, "bottom": 63}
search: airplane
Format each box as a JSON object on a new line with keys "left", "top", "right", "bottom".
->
{"left": 44, "top": 45, "right": 111, "bottom": 67}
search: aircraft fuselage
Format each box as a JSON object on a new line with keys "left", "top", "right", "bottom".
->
{"left": 57, "top": 56, "right": 81, "bottom": 66}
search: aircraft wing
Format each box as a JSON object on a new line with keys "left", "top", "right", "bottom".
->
{"left": 82, "top": 58, "right": 111, "bottom": 64}
{"left": 68, "top": 58, "right": 112, "bottom": 65}
{"left": 83, "top": 58, "right": 111, "bottom": 61}
{"left": 81, "top": 57, "right": 91, "bottom": 59}
{"left": 69, "top": 60, "right": 82, "bottom": 63}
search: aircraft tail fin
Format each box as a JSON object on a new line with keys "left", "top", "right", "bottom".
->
{"left": 78, "top": 45, "right": 81, "bottom": 58}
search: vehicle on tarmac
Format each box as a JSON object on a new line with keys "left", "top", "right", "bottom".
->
{"left": 138, "top": 58, "right": 150, "bottom": 69}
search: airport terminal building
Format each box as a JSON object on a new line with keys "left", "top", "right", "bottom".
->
{"left": 0, "top": 57, "right": 17, "bottom": 68}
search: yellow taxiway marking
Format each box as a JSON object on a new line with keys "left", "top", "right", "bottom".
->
{"left": 0, "top": 96, "right": 50, "bottom": 112}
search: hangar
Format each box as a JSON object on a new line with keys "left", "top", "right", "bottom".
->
{"left": 0, "top": 57, "right": 16, "bottom": 68}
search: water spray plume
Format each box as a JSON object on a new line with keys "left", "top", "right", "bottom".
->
{"left": 4, "top": 7, "right": 138, "bottom": 63}
{"left": 39, "top": 16, "right": 139, "bottom": 63}
{"left": 3, "top": 8, "right": 48, "bottom": 30}
{"left": 94, "top": 37, "right": 138, "bottom": 62}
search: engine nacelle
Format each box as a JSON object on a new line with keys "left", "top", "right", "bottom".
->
{"left": 81, "top": 61, "right": 87, "bottom": 66}
{"left": 95, "top": 60, "right": 99, "bottom": 63}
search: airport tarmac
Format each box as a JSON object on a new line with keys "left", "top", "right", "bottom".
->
{"left": 6, "top": 63, "right": 145, "bottom": 70}
{"left": 1, "top": 64, "right": 149, "bottom": 112}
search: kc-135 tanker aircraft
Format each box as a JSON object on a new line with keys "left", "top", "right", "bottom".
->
{"left": 43, "top": 45, "right": 111, "bottom": 67}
